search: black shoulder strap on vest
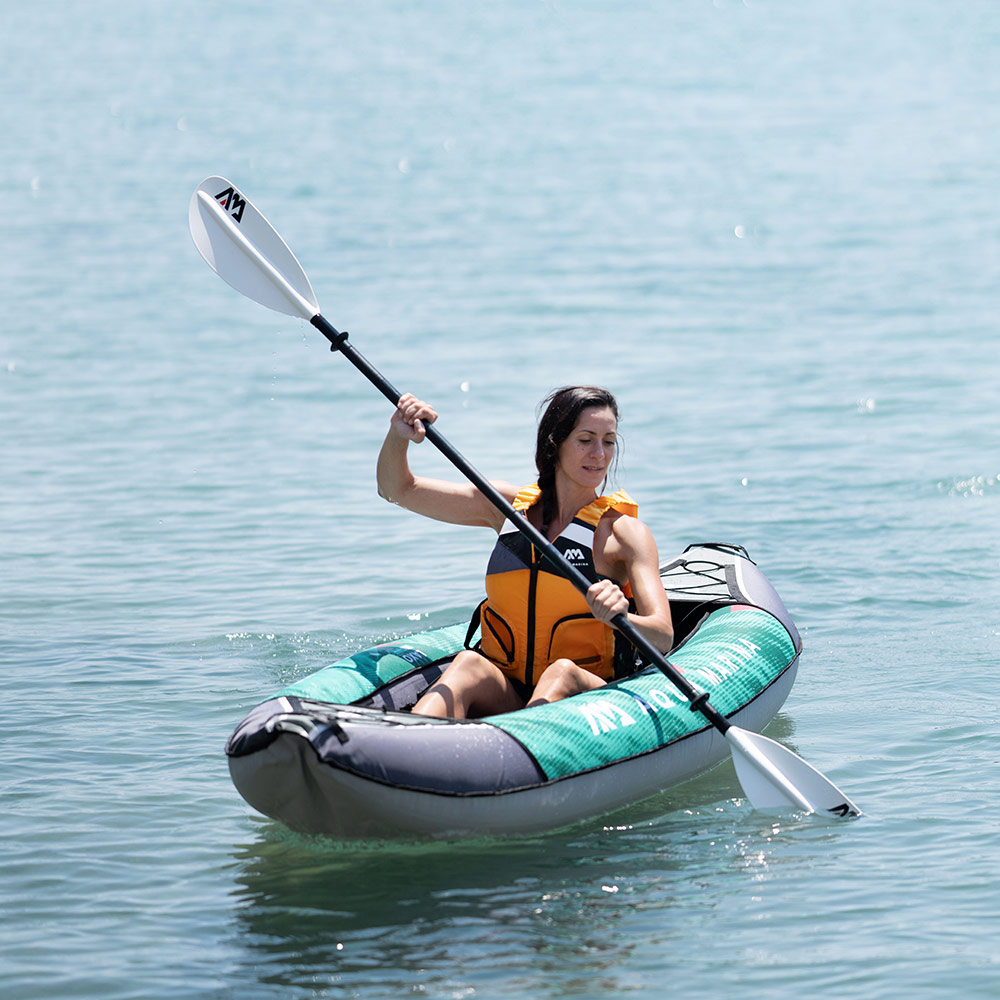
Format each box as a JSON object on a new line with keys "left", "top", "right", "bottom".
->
{"left": 464, "top": 599, "right": 485, "bottom": 651}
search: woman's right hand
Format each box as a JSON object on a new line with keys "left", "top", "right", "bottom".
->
{"left": 390, "top": 393, "right": 438, "bottom": 443}
{"left": 378, "top": 392, "right": 514, "bottom": 530}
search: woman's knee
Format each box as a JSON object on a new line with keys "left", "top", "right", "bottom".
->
{"left": 415, "top": 649, "right": 522, "bottom": 719}
{"left": 530, "top": 659, "right": 604, "bottom": 704}
{"left": 535, "top": 658, "right": 576, "bottom": 685}
{"left": 447, "top": 649, "right": 500, "bottom": 682}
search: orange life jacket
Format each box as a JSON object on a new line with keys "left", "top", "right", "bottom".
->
{"left": 475, "top": 484, "right": 637, "bottom": 686}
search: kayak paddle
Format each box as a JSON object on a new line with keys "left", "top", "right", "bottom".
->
{"left": 188, "top": 176, "right": 861, "bottom": 819}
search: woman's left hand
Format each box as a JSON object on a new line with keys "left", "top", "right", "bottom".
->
{"left": 586, "top": 579, "right": 629, "bottom": 624}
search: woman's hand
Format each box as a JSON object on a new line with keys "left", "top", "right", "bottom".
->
{"left": 377, "top": 393, "right": 513, "bottom": 528}
{"left": 586, "top": 578, "right": 629, "bottom": 624}
{"left": 390, "top": 393, "right": 438, "bottom": 443}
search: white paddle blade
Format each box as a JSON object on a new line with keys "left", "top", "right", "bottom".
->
{"left": 189, "top": 176, "right": 320, "bottom": 320}
{"left": 727, "top": 727, "right": 861, "bottom": 818}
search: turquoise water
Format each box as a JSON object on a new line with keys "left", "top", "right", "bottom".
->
{"left": 3, "top": 1, "right": 999, "bottom": 996}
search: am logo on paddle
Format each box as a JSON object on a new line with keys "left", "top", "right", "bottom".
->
{"left": 215, "top": 185, "right": 246, "bottom": 223}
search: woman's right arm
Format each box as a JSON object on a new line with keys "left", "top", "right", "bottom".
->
{"left": 376, "top": 394, "right": 512, "bottom": 529}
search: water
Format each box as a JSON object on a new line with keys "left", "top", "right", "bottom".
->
{"left": 3, "top": 1, "right": 999, "bottom": 996}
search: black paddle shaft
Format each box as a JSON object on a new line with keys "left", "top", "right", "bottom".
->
{"left": 311, "top": 313, "right": 732, "bottom": 734}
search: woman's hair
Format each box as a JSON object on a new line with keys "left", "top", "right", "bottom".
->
{"left": 535, "top": 386, "right": 620, "bottom": 528}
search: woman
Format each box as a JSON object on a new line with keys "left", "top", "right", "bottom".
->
{"left": 377, "top": 386, "right": 674, "bottom": 718}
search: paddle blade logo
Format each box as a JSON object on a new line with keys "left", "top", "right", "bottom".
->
{"left": 215, "top": 185, "right": 246, "bottom": 224}
{"left": 827, "top": 802, "right": 860, "bottom": 818}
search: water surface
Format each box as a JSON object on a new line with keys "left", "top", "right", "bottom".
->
{"left": 3, "top": 2, "right": 999, "bottom": 997}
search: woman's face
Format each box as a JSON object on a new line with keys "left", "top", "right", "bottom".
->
{"left": 557, "top": 406, "right": 618, "bottom": 489}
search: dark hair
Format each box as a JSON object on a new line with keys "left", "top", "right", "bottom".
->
{"left": 535, "top": 386, "right": 620, "bottom": 528}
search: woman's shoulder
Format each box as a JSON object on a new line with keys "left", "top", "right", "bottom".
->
{"left": 600, "top": 488, "right": 638, "bottom": 519}
{"left": 597, "top": 501, "right": 654, "bottom": 554}
{"left": 510, "top": 482, "right": 540, "bottom": 511}
{"left": 577, "top": 489, "right": 637, "bottom": 527}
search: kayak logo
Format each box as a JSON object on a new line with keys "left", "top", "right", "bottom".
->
{"left": 215, "top": 185, "right": 246, "bottom": 224}
{"left": 578, "top": 700, "right": 637, "bottom": 734}
{"left": 563, "top": 547, "right": 587, "bottom": 564}
{"left": 577, "top": 687, "right": 683, "bottom": 736}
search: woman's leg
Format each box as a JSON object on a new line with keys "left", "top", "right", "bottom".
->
{"left": 527, "top": 659, "right": 606, "bottom": 707}
{"left": 412, "top": 649, "right": 525, "bottom": 719}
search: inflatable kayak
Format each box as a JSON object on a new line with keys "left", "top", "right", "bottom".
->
{"left": 226, "top": 544, "right": 801, "bottom": 838}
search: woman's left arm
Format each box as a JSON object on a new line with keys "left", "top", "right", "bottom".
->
{"left": 589, "top": 517, "right": 674, "bottom": 653}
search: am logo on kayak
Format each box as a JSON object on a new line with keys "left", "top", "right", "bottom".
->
{"left": 215, "top": 185, "right": 246, "bottom": 224}
{"left": 576, "top": 636, "right": 763, "bottom": 736}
